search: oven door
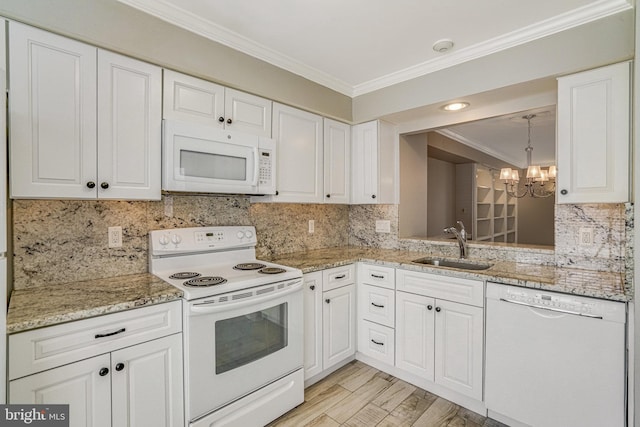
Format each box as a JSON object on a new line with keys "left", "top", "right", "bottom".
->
{"left": 185, "top": 280, "right": 303, "bottom": 421}
{"left": 163, "top": 119, "right": 261, "bottom": 194}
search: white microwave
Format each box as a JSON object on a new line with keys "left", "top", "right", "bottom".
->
{"left": 162, "top": 120, "right": 276, "bottom": 195}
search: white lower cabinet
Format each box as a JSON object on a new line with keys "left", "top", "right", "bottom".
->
{"left": 9, "top": 301, "right": 184, "bottom": 427}
{"left": 303, "top": 265, "right": 356, "bottom": 383}
{"left": 395, "top": 269, "right": 484, "bottom": 401}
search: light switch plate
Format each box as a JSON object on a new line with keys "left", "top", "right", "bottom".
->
{"left": 376, "top": 220, "right": 391, "bottom": 233}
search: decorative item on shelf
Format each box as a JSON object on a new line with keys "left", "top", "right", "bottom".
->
{"left": 499, "top": 114, "right": 556, "bottom": 198}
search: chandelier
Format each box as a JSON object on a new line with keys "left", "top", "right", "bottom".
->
{"left": 499, "top": 114, "right": 556, "bottom": 198}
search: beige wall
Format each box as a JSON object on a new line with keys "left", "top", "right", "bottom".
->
{"left": 427, "top": 158, "right": 456, "bottom": 237}
{"left": 517, "top": 193, "right": 555, "bottom": 246}
{"left": 398, "top": 134, "right": 429, "bottom": 238}
{"left": 0, "top": 0, "right": 352, "bottom": 122}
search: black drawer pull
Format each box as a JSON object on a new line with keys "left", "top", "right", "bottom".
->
{"left": 371, "top": 274, "right": 384, "bottom": 279}
{"left": 334, "top": 274, "right": 346, "bottom": 280}
{"left": 95, "top": 327, "right": 126, "bottom": 339}
{"left": 371, "top": 339, "right": 384, "bottom": 346}
{"left": 371, "top": 302, "right": 385, "bottom": 308}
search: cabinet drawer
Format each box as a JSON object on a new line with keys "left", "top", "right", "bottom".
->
{"left": 358, "top": 284, "right": 395, "bottom": 327}
{"left": 358, "top": 320, "right": 394, "bottom": 366}
{"left": 358, "top": 263, "right": 395, "bottom": 289}
{"left": 396, "top": 269, "right": 484, "bottom": 307}
{"left": 9, "top": 301, "right": 182, "bottom": 380}
{"left": 322, "top": 264, "right": 355, "bottom": 292}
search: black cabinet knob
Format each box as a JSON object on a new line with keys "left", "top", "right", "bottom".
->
{"left": 100, "top": 182, "right": 109, "bottom": 189}
{"left": 115, "top": 363, "right": 125, "bottom": 372}
{"left": 218, "top": 116, "right": 225, "bottom": 122}
{"left": 309, "top": 285, "right": 315, "bottom": 290}
{"left": 427, "top": 305, "right": 433, "bottom": 310}
{"left": 86, "top": 181, "right": 96, "bottom": 189}
{"left": 275, "top": 191, "right": 279, "bottom": 196}
{"left": 227, "top": 118, "right": 232, "bottom": 124}
{"left": 326, "top": 194, "right": 331, "bottom": 198}
{"left": 560, "top": 189, "right": 568, "bottom": 195}
{"left": 99, "top": 367, "right": 109, "bottom": 376}
{"left": 372, "top": 194, "right": 376, "bottom": 199}
{"left": 325, "top": 299, "right": 331, "bottom": 304}
{"left": 435, "top": 307, "right": 442, "bottom": 313}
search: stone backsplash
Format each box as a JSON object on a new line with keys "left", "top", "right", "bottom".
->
{"left": 12, "top": 196, "right": 631, "bottom": 289}
{"left": 12, "top": 195, "right": 349, "bottom": 289}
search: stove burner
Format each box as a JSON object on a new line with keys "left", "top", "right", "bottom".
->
{"left": 259, "top": 267, "right": 286, "bottom": 275}
{"left": 233, "top": 263, "right": 267, "bottom": 271}
{"left": 169, "top": 272, "right": 201, "bottom": 280}
{"left": 184, "top": 276, "right": 227, "bottom": 287}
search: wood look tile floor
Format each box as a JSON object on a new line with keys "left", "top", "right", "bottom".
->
{"left": 269, "top": 361, "right": 508, "bottom": 427}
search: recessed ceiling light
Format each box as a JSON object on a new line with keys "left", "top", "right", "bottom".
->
{"left": 432, "top": 39, "right": 454, "bottom": 53}
{"left": 441, "top": 102, "right": 469, "bottom": 112}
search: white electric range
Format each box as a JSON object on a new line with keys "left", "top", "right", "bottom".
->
{"left": 149, "top": 226, "right": 304, "bottom": 427}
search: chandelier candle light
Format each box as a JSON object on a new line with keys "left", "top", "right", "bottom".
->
{"left": 499, "top": 114, "right": 556, "bottom": 198}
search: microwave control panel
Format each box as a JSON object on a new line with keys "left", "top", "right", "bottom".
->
{"left": 257, "top": 143, "right": 276, "bottom": 194}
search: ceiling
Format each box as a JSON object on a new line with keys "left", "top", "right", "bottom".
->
{"left": 117, "top": 0, "right": 630, "bottom": 97}
{"left": 440, "top": 106, "right": 557, "bottom": 169}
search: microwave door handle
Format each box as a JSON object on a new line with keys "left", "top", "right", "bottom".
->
{"left": 251, "top": 148, "right": 259, "bottom": 186}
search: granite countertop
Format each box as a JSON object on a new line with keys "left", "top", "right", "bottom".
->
{"left": 266, "top": 246, "right": 628, "bottom": 302}
{"left": 6, "top": 246, "right": 627, "bottom": 335}
{"left": 7, "top": 273, "right": 183, "bottom": 334}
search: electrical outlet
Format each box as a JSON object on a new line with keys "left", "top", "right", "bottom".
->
{"left": 376, "top": 220, "right": 391, "bottom": 233}
{"left": 308, "top": 220, "right": 315, "bottom": 234}
{"left": 579, "top": 227, "right": 594, "bottom": 246}
{"left": 108, "top": 226, "right": 123, "bottom": 248}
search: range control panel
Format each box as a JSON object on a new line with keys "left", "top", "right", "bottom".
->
{"left": 150, "top": 226, "right": 257, "bottom": 255}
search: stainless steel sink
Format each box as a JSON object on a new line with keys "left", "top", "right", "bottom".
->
{"left": 412, "top": 257, "right": 492, "bottom": 271}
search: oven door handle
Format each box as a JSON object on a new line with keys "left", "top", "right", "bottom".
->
{"left": 189, "top": 279, "right": 303, "bottom": 315}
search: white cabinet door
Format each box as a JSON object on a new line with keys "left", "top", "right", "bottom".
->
{"left": 97, "top": 50, "right": 162, "bottom": 200}
{"left": 351, "top": 120, "right": 397, "bottom": 204}
{"left": 162, "top": 69, "right": 225, "bottom": 127}
{"left": 111, "top": 334, "right": 184, "bottom": 427}
{"left": 351, "top": 121, "right": 378, "bottom": 204}
{"left": 556, "top": 61, "right": 630, "bottom": 203}
{"left": 395, "top": 291, "right": 435, "bottom": 381}
{"left": 271, "top": 103, "right": 323, "bottom": 203}
{"left": 224, "top": 88, "right": 272, "bottom": 137}
{"left": 322, "top": 284, "right": 356, "bottom": 370}
{"left": 323, "top": 118, "right": 350, "bottom": 203}
{"left": 434, "top": 299, "right": 483, "bottom": 400}
{"left": 163, "top": 70, "right": 271, "bottom": 136}
{"left": 9, "top": 354, "right": 111, "bottom": 427}
{"left": 303, "top": 272, "right": 323, "bottom": 380}
{"left": 9, "top": 21, "right": 97, "bottom": 199}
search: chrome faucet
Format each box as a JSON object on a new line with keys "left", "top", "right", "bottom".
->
{"left": 444, "top": 221, "right": 468, "bottom": 259}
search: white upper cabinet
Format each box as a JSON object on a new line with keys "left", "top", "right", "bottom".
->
{"left": 323, "top": 119, "right": 350, "bottom": 204}
{"left": 556, "top": 61, "right": 630, "bottom": 204}
{"left": 97, "top": 50, "right": 161, "bottom": 200}
{"left": 163, "top": 69, "right": 272, "bottom": 137}
{"left": 268, "top": 103, "right": 324, "bottom": 203}
{"left": 9, "top": 21, "right": 97, "bottom": 199}
{"left": 351, "top": 120, "right": 398, "bottom": 204}
{"left": 9, "top": 22, "right": 162, "bottom": 200}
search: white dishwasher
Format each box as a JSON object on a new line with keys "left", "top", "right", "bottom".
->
{"left": 485, "top": 282, "right": 626, "bottom": 427}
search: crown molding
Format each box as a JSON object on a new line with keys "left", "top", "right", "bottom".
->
{"left": 352, "top": 0, "right": 633, "bottom": 96}
{"left": 118, "top": 0, "right": 632, "bottom": 98}
{"left": 116, "top": 0, "right": 354, "bottom": 95}
{"left": 436, "top": 129, "right": 525, "bottom": 168}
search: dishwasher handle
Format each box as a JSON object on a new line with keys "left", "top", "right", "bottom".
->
{"left": 499, "top": 298, "right": 603, "bottom": 319}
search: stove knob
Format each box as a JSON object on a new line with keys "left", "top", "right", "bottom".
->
{"left": 236, "top": 231, "right": 245, "bottom": 239}
{"left": 170, "top": 234, "right": 182, "bottom": 245}
{"left": 245, "top": 230, "right": 254, "bottom": 239}
{"left": 159, "top": 235, "right": 170, "bottom": 246}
